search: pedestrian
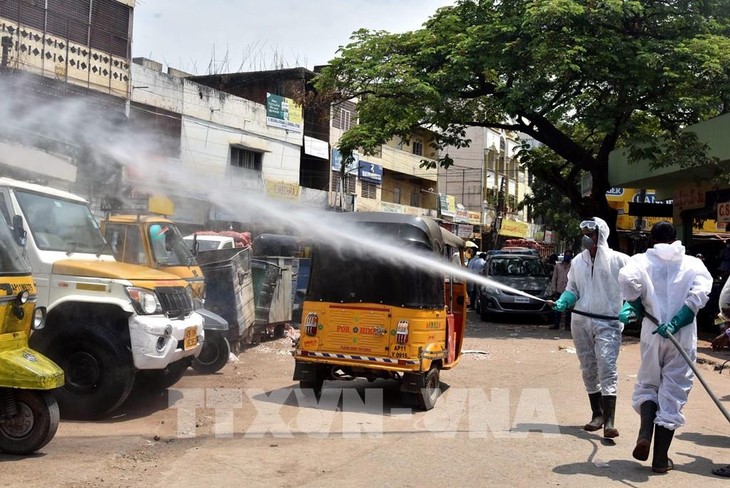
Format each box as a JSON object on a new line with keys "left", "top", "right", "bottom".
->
{"left": 465, "top": 241, "right": 482, "bottom": 309}
{"left": 617, "top": 221, "right": 712, "bottom": 474}
{"left": 718, "top": 241, "right": 730, "bottom": 279}
{"left": 711, "top": 275, "right": 730, "bottom": 477}
{"left": 550, "top": 217, "right": 630, "bottom": 439}
{"left": 549, "top": 249, "right": 573, "bottom": 330}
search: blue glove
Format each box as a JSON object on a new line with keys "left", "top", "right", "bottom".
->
{"left": 553, "top": 290, "right": 577, "bottom": 312}
{"left": 618, "top": 299, "right": 643, "bottom": 325}
{"left": 653, "top": 304, "right": 695, "bottom": 338}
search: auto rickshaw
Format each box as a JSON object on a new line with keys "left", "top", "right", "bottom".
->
{"left": 0, "top": 214, "right": 64, "bottom": 454}
{"left": 292, "top": 212, "right": 467, "bottom": 410}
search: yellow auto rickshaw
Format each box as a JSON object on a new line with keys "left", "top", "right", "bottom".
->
{"left": 292, "top": 212, "right": 467, "bottom": 410}
{"left": 0, "top": 214, "right": 64, "bottom": 454}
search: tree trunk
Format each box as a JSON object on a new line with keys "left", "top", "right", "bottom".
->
{"left": 583, "top": 166, "right": 620, "bottom": 251}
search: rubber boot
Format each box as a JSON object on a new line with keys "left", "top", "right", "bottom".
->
{"left": 633, "top": 401, "right": 657, "bottom": 461}
{"left": 584, "top": 392, "right": 603, "bottom": 431}
{"left": 602, "top": 395, "right": 619, "bottom": 438}
{"left": 652, "top": 425, "right": 675, "bottom": 473}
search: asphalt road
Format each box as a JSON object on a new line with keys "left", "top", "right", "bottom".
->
{"left": 3, "top": 311, "right": 730, "bottom": 487}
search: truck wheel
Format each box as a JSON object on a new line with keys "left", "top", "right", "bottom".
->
{"left": 416, "top": 367, "right": 441, "bottom": 411}
{"left": 192, "top": 332, "right": 230, "bottom": 374}
{"left": 45, "top": 328, "right": 135, "bottom": 420}
{"left": 0, "top": 390, "right": 60, "bottom": 455}
{"left": 136, "top": 358, "right": 192, "bottom": 391}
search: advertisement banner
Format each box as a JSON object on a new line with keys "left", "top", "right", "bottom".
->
{"left": 718, "top": 201, "right": 730, "bottom": 224}
{"left": 266, "top": 93, "right": 303, "bottom": 133}
{"left": 331, "top": 148, "right": 360, "bottom": 172}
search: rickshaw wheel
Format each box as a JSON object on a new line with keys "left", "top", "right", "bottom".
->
{"left": 0, "top": 390, "right": 60, "bottom": 455}
{"left": 416, "top": 367, "right": 441, "bottom": 411}
{"left": 192, "top": 332, "right": 231, "bottom": 374}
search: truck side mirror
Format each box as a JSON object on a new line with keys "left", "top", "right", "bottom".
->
{"left": 12, "top": 215, "right": 26, "bottom": 246}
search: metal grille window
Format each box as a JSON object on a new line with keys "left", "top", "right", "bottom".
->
{"left": 361, "top": 181, "right": 377, "bottom": 199}
{"left": 412, "top": 139, "right": 423, "bottom": 156}
{"left": 1, "top": 0, "right": 131, "bottom": 58}
{"left": 393, "top": 187, "right": 401, "bottom": 204}
{"left": 330, "top": 170, "right": 356, "bottom": 193}
{"left": 332, "top": 101, "right": 356, "bottom": 131}
{"left": 231, "top": 146, "right": 262, "bottom": 171}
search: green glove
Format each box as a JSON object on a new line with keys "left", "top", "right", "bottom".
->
{"left": 618, "top": 298, "right": 643, "bottom": 325}
{"left": 553, "top": 290, "right": 577, "bottom": 312}
{"left": 653, "top": 304, "right": 695, "bottom": 338}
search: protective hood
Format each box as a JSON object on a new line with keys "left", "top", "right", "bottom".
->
{"left": 649, "top": 241, "right": 685, "bottom": 262}
{"left": 594, "top": 216, "right": 610, "bottom": 249}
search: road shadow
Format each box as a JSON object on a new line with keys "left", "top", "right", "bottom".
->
{"left": 676, "top": 431, "right": 730, "bottom": 449}
{"left": 252, "top": 378, "right": 452, "bottom": 413}
{"left": 0, "top": 451, "right": 49, "bottom": 463}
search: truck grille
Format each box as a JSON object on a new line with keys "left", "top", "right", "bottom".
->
{"left": 156, "top": 286, "right": 193, "bottom": 318}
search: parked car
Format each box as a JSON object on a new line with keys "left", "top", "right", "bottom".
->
{"left": 184, "top": 234, "right": 235, "bottom": 251}
{"left": 476, "top": 253, "right": 553, "bottom": 322}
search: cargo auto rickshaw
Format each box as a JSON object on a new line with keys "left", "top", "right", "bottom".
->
{"left": 292, "top": 212, "right": 467, "bottom": 410}
{"left": 0, "top": 214, "right": 64, "bottom": 454}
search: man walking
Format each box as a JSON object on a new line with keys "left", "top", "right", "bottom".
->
{"left": 550, "top": 217, "right": 629, "bottom": 438}
{"left": 549, "top": 250, "right": 573, "bottom": 330}
{"left": 618, "top": 221, "right": 712, "bottom": 474}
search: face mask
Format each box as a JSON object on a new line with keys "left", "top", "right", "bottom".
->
{"left": 581, "top": 235, "right": 594, "bottom": 251}
{"left": 563, "top": 256, "right": 572, "bottom": 264}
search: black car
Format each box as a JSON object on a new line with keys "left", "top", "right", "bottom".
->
{"left": 476, "top": 253, "right": 553, "bottom": 322}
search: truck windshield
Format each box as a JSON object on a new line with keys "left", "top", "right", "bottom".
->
{"left": 149, "top": 224, "right": 194, "bottom": 266}
{"left": 15, "top": 190, "right": 107, "bottom": 254}
{"left": 0, "top": 213, "right": 31, "bottom": 274}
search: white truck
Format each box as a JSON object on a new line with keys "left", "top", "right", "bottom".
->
{"left": 0, "top": 178, "right": 204, "bottom": 419}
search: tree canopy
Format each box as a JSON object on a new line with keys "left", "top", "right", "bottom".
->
{"left": 315, "top": 0, "right": 730, "bottom": 243}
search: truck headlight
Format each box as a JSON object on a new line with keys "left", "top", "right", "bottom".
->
{"left": 125, "top": 286, "right": 163, "bottom": 315}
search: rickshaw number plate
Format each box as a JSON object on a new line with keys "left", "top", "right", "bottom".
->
{"left": 514, "top": 297, "right": 530, "bottom": 303}
{"left": 301, "top": 337, "right": 318, "bottom": 350}
{"left": 184, "top": 327, "right": 198, "bottom": 350}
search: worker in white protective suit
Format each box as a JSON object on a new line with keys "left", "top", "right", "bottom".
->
{"left": 617, "top": 221, "right": 712, "bottom": 474}
{"left": 550, "top": 217, "right": 629, "bottom": 439}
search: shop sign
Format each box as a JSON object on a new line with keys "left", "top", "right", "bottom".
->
{"left": 718, "top": 201, "right": 730, "bottom": 224}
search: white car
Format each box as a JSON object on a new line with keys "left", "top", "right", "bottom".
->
{"left": 184, "top": 234, "right": 235, "bottom": 252}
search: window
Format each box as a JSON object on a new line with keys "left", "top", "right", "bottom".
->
{"left": 410, "top": 190, "right": 420, "bottom": 207}
{"left": 486, "top": 149, "right": 497, "bottom": 172}
{"left": 412, "top": 139, "right": 423, "bottom": 156}
{"left": 361, "top": 181, "right": 377, "bottom": 199}
{"left": 231, "top": 146, "right": 262, "bottom": 171}
{"left": 393, "top": 187, "right": 401, "bottom": 204}
{"left": 330, "top": 170, "right": 356, "bottom": 193}
{"left": 333, "top": 101, "right": 356, "bottom": 131}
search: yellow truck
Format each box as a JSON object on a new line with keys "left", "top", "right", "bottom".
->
{"left": 101, "top": 214, "right": 236, "bottom": 374}
{"left": 0, "top": 178, "right": 204, "bottom": 420}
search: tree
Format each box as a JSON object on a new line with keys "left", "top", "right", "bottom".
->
{"left": 315, "top": 0, "right": 730, "bottom": 248}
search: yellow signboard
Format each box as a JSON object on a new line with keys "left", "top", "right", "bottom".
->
{"left": 606, "top": 188, "right": 666, "bottom": 231}
{"left": 499, "top": 219, "right": 528, "bottom": 238}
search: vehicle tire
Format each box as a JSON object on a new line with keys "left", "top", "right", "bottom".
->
{"left": 136, "top": 358, "right": 192, "bottom": 391}
{"left": 416, "top": 367, "right": 441, "bottom": 411}
{"left": 42, "top": 327, "right": 135, "bottom": 420}
{"left": 192, "top": 332, "right": 230, "bottom": 374}
{"left": 480, "top": 304, "right": 491, "bottom": 322}
{"left": 0, "top": 390, "right": 60, "bottom": 455}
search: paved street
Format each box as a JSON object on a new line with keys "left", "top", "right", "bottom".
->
{"left": 3, "top": 311, "right": 730, "bottom": 487}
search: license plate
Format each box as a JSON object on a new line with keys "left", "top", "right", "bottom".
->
{"left": 184, "top": 327, "right": 198, "bottom": 350}
{"left": 514, "top": 297, "right": 530, "bottom": 303}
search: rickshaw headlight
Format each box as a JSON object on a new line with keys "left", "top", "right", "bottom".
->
{"left": 32, "top": 307, "right": 47, "bottom": 330}
{"left": 18, "top": 290, "right": 29, "bottom": 304}
{"left": 304, "top": 313, "right": 318, "bottom": 336}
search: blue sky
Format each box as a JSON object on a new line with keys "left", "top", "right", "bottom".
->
{"left": 132, "top": 0, "right": 454, "bottom": 75}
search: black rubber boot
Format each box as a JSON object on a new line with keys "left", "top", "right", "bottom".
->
{"left": 602, "top": 395, "right": 619, "bottom": 438}
{"left": 584, "top": 392, "right": 603, "bottom": 431}
{"left": 652, "top": 425, "right": 675, "bottom": 473}
{"left": 633, "top": 401, "right": 657, "bottom": 461}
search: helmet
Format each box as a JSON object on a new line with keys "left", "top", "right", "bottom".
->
{"left": 465, "top": 241, "right": 478, "bottom": 249}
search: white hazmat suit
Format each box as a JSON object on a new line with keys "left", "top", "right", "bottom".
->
{"left": 566, "top": 217, "right": 630, "bottom": 396}
{"left": 618, "top": 240, "right": 712, "bottom": 429}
